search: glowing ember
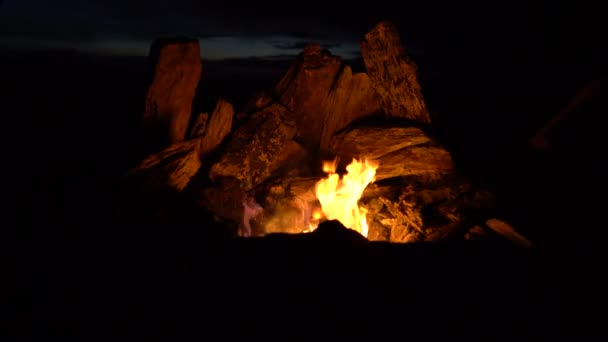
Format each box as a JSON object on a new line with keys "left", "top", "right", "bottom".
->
{"left": 314, "top": 158, "right": 379, "bottom": 237}
{"left": 312, "top": 208, "right": 322, "bottom": 220}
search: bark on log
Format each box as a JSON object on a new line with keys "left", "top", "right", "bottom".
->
{"left": 361, "top": 21, "right": 430, "bottom": 123}
{"left": 127, "top": 139, "right": 201, "bottom": 192}
{"left": 275, "top": 44, "right": 342, "bottom": 149}
{"left": 209, "top": 103, "right": 296, "bottom": 190}
{"left": 199, "top": 98, "right": 234, "bottom": 155}
{"left": 319, "top": 66, "right": 381, "bottom": 150}
{"left": 375, "top": 146, "right": 454, "bottom": 181}
{"left": 329, "top": 126, "right": 431, "bottom": 160}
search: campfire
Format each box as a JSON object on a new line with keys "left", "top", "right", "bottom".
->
{"left": 125, "top": 21, "right": 515, "bottom": 244}
{"left": 310, "top": 158, "right": 379, "bottom": 237}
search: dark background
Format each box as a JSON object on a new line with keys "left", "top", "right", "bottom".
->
{"left": 4, "top": 0, "right": 606, "bottom": 339}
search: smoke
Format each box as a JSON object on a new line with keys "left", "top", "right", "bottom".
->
{"left": 241, "top": 196, "right": 262, "bottom": 237}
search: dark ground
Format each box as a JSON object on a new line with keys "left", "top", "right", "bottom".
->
{"left": 4, "top": 29, "right": 606, "bottom": 338}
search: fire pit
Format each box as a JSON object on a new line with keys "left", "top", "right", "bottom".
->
{"left": 124, "top": 21, "right": 501, "bottom": 244}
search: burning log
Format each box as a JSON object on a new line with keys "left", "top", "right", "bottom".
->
{"left": 189, "top": 112, "right": 208, "bottom": 139}
{"left": 197, "top": 98, "right": 234, "bottom": 155}
{"left": 319, "top": 66, "right": 382, "bottom": 150}
{"left": 374, "top": 146, "right": 454, "bottom": 181}
{"left": 127, "top": 139, "right": 201, "bottom": 192}
{"left": 361, "top": 21, "right": 431, "bottom": 124}
{"left": 143, "top": 38, "right": 202, "bottom": 145}
{"left": 209, "top": 103, "right": 296, "bottom": 190}
{"left": 266, "top": 140, "right": 309, "bottom": 177}
{"left": 329, "top": 126, "right": 431, "bottom": 159}
{"left": 276, "top": 177, "right": 396, "bottom": 205}
{"left": 275, "top": 44, "right": 342, "bottom": 149}
{"left": 327, "top": 124, "right": 452, "bottom": 182}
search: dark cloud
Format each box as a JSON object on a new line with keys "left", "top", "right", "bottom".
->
{"left": 218, "top": 54, "right": 297, "bottom": 63}
{"left": 271, "top": 41, "right": 342, "bottom": 50}
{"left": 345, "top": 49, "right": 362, "bottom": 57}
{"left": 286, "top": 32, "right": 321, "bottom": 39}
{"left": 2, "top": 0, "right": 602, "bottom": 63}
{"left": 0, "top": 16, "right": 101, "bottom": 41}
{"left": 0, "top": 0, "right": 373, "bottom": 41}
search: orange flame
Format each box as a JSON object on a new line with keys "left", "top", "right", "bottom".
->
{"left": 314, "top": 158, "right": 378, "bottom": 237}
{"left": 312, "top": 208, "right": 322, "bottom": 220}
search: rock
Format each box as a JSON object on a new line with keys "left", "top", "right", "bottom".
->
{"left": 375, "top": 146, "right": 454, "bottom": 181}
{"left": 361, "top": 21, "right": 430, "bottom": 123}
{"left": 329, "top": 126, "right": 431, "bottom": 160}
{"left": 485, "top": 218, "right": 533, "bottom": 249}
{"left": 143, "top": 38, "right": 202, "bottom": 145}
{"left": 319, "top": 66, "right": 382, "bottom": 150}
{"left": 189, "top": 112, "right": 208, "bottom": 138}
{"left": 275, "top": 44, "right": 342, "bottom": 148}
{"left": 209, "top": 103, "right": 296, "bottom": 190}
{"left": 127, "top": 139, "right": 201, "bottom": 192}
{"left": 199, "top": 98, "right": 234, "bottom": 155}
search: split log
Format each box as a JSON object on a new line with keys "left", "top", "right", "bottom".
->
{"left": 198, "top": 98, "right": 234, "bottom": 155}
{"left": 127, "top": 139, "right": 201, "bottom": 192}
{"left": 319, "top": 66, "right": 382, "bottom": 150}
{"left": 275, "top": 44, "right": 342, "bottom": 148}
{"left": 329, "top": 126, "right": 431, "bottom": 160}
{"left": 143, "top": 38, "right": 202, "bottom": 144}
{"left": 375, "top": 146, "right": 454, "bottom": 181}
{"left": 267, "top": 140, "right": 309, "bottom": 177}
{"left": 189, "top": 113, "right": 208, "bottom": 138}
{"left": 361, "top": 21, "right": 430, "bottom": 123}
{"left": 209, "top": 103, "right": 296, "bottom": 190}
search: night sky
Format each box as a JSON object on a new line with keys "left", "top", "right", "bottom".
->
{"left": 2, "top": 0, "right": 602, "bottom": 62}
